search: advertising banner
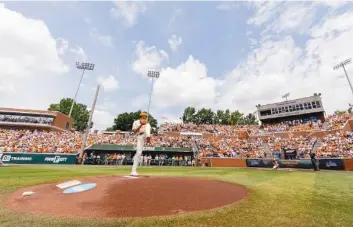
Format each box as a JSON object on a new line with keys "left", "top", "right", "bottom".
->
{"left": 246, "top": 158, "right": 345, "bottom": 170}
{"left": 246, "top": 159, "right": 273, "bottom": 168}
{"left": 0, "top": 152, "right": 77, "bottom": 164}
{"left": 279, "top": 159, "right": 312, "bottom": 169}
{"left": 318, "top": 159, "right": 345, "bottom": 170}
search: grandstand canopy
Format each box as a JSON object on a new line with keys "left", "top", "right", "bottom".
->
{"left": 256, "top": 93, "right": 325, "bottom": 124}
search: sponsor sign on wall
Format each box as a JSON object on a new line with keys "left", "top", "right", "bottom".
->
{"left": 246, "top": 158, "right": 345, "bottom": 170}
{"left": 0, "top": 152, "right": 76, "bottom": 164}
{"left": 318, "top": 159, "right": 345, "bottom": 170}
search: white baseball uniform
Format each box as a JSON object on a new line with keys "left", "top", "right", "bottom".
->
{"left": 131, "top": 119, "right": 151, "bottom": 175}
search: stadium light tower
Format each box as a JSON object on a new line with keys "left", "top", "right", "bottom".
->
{"left": 282, "top": 93, "right": 290, "bottom": 101}
{"left": 146, "top": 70, "right": 160, "bottom": 121}
{"left": 68, "top": 62, "right": 95, "bottom": 118}
{"left": 333, "top": 58, "right": 353, "bottom": 96}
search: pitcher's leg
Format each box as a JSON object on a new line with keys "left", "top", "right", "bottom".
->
{"left": 131, "top": 151, "right": 141, "bottom": 174}
{"left": 131, "top": 136, "right": 143, "bottom": 175}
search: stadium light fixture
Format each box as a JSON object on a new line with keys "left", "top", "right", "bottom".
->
{"left": 68, "top": 62, "right": 95, "bottom": 118}
{"left": 333, "top": 58, "right": 353, "bottom": 97}
{"left": 146, "top": 70, "right": 160, "bottom": 121}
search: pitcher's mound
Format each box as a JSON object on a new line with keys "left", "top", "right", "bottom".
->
{"left": 5, "top": 176, "right": 248, "bottom": 218}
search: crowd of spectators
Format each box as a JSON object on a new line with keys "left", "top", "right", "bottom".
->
{"left": 317, "top": 131, "right": 353, "bottom": 158}
{"left": 0, "top": 129, "right": 193, "bottom": 153}
{"left": 159, "top": 113, "right": 350, "bottom": 136}
{"left": 195, "top": 136, "right": 266, "bottom": 158}
{"left": 267, "top": 135, "right": 317, "bottom": 159}
{"left": 256, "top": 113, "right": 351, "bottom": 135}
{"left": 0, "top": 112, "right": 352, "bottom": 159}
{"left": 159, "top": 122, "right": 257, "bottom": 136}
{"left": 0, "top": 129, "right": 82, "bottom": 153}
{"left": 0, "top": 114, "right": 53, "bottom": 125}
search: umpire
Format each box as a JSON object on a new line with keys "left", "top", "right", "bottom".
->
{"left": 309, "top": 152, "right": 319, "bottom": 171}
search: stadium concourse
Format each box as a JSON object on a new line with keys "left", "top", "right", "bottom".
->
{"left": 0, "top": 112, "right": 353, "bottom": 161}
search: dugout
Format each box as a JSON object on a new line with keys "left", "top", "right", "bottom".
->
{"left": 84, "top": 144, "right": 194, "bottom": 165}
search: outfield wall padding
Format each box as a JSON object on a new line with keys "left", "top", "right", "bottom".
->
{"left": 344, "top": 159, "right": 353, "bottom": 171}
{"left": 246, "top": 158, "right": 347, "bottom": 170}
{"left": 210, "top": 158, "right": 247, "bottom": 167}
{"left": 199, "top": 158, "right": 350, "bottom": 170}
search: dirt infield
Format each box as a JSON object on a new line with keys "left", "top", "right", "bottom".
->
{"left": 5, "top": 176, "right": 248, "bottom": 218}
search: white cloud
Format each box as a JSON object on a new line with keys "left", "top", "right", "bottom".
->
{"left": 56, "top": 37, "right": 68, "bottom": 55}
{"left": 168, "top": 34, "right": 182, "bottom": 52}
{"left": 247, "top": 1, "right": 282, "bottom": 26}
{"left": 217, "top": 9, "right": 353, "bottom": 114}
{"left": 318, "top": 1, "right": 348, "bottom": 9}
{"left": 90, "top": 28, "right": 114, "bottom": 47}
{"left": 135, "top": 4, "right": 353, "bottom": 116}
{"left": 217, "top": 37, "right": 303, "bottom": 111}
{"left": 248, "top": 2, "right": 317, "bottom": 34}
{"left": 96, "top": 99, "right": 118, "bottom": 111}
{"left": 216, "top": 3, "right": 239, "bottom": 11}
{"left": 310, "top": 11, "right": 353, "bottom": 38}
{"left": 248, "top": 1, "right": 349, "bottom": 35}
{"left": 0, "top": 4, "right": 68, "bottom": 101}
{"left": 271, "top": 3, "right": 317, "bottom": 34}
{"left": 97, "top": 75, "right": 119, "bottom": 92}
{"left": 110, "top": 1, "right": 146, "bottom": 27}
{"left": 92, "top": 109, "right": 115, "bottom": 130}
{"left": 93, "top": 98, "right": 119, "bottom": 130}
{"left": 132, "top": 41, "right": 168, "bottom": 76}
{"left": 69, "top": 45, "right": 87, "bottom": 62}
{"left": 135, "top": 56, "right": 218, "bottom": 109}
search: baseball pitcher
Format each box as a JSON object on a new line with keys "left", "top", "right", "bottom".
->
{"left": 131, "top": 112, "right": 151, "bottom": 176}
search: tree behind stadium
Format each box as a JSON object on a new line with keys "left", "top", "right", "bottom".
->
{"left": 181, "top": 106, "right": 258, "bottom": 125}
{"left": 109, "top": 111, "right": 158, "bottom": 132}
{"left": 48, "top": 98, "right": 90, "bottom": 131}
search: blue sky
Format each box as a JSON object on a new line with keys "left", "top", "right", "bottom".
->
{"left": 1, "top": 1, "right": 353, "bottom": 129}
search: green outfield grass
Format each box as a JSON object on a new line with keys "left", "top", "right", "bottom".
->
{"left": 1, "top": 165, "right": 353, "bottom": 227}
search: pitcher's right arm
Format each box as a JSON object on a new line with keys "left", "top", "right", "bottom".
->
{"left": 132, "top": 120, "right": 142, "bottom": 134}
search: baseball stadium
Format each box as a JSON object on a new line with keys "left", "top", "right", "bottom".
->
{"left": 1, "top": 91, "right": 353, "bottom": 227}
{"left": 2, "top": 2, "right": 353, "bottom": 227}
